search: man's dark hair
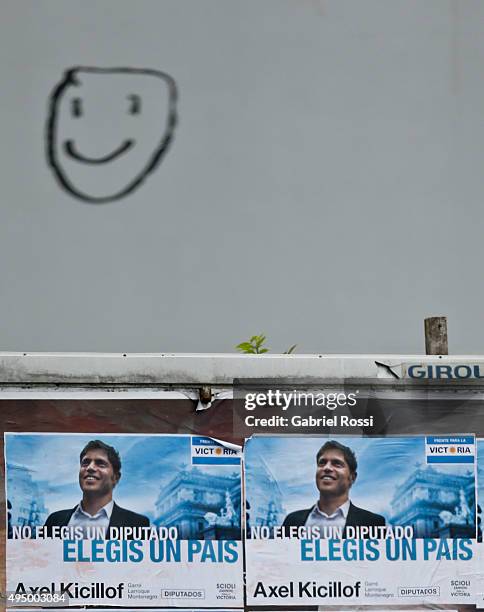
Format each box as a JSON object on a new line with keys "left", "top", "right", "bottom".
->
{"left": 316, "top": 440, "right": 357, "bottom": 477}
{"left": 80, "top": 440, "right": 122, "bottom": 479}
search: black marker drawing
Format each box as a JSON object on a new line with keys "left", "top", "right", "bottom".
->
{"left": 46, "top": 67, "right": 178, "bottom": 203}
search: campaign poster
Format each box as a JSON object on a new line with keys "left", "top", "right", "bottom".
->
{"left": 5, "top": 433, "right": 243, "bottom": 607}
{"left": 244, "top": 435, "right": 477, "bottom": 606}
{"left": 477, "top": 438, "right": 484, "bottom": 607}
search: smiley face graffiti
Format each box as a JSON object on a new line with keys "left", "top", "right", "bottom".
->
{"left": 46, "top": 67, "right": 178, "bottom": 203}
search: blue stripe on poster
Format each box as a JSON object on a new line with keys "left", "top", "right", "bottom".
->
{"left": 427, "top": 456, "right": 474, "bottom": 464}
{"left": 192, "top": 457, "right": 240, "bottom": 465}
{"left": 192, "top": 436, "right": 218, "bottom": 446}
{"left": 426, "top": 436, "right": 474, "bottom": 445}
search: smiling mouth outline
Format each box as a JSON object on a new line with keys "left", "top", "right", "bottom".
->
{"left": 64, "top": 139, "right": 134, "bottom": 164}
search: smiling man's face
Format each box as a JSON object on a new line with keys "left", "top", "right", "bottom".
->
{"left": 47, "top": 67, "right": 177, "bottom": 203}
{"left": 315, "top": 449, "right": 354, "bottom": 500}
{"left": 79, "top": 448, "right": 119, "bottom": 498}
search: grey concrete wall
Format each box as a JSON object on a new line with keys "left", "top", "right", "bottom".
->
{"left": 1, "top": 0, "right": 482, "bottom": 353}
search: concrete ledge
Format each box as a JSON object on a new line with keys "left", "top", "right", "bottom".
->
{"left": 0, "top": 352, "right": 481, "bottom": 385}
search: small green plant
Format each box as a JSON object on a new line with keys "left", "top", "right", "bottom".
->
{"left": 236, "top": 334, "right": 269, "bottom": 354}
{"left": 236, "top": 335, "right": 297, "bottom": 354}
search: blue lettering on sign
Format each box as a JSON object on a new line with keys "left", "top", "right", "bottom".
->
{"left": 407, "top": 364, "right": 484, "bottom": 379}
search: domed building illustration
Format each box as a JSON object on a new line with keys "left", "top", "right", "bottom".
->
{"left": 390, "top": 464, "right": 475, "bottom": 538}
{"left": 153, "top": 468, "right": 241, "bottom": 540}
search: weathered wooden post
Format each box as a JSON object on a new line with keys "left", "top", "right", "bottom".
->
{"left": 424, "top": 316, "right": 448, "bottom": 355}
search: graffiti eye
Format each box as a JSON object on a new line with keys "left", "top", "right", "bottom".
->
{"left": 127, "top": 94, "right": 141, "bottom": 115}
{"left": 71, "top": 97, "right": 83, "bottom": 118}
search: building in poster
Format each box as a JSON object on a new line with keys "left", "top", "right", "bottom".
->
{"left": 154, "top": 468, "right": 241, "bottom": 540}
{"left": 6, "top": 463, "right": 49, "bottom": 530}
{"left": 390, "top": 465, "right": 475, "bottom": 538}
{"left": 244, "top": 452, "right": 285, "bottom": 531}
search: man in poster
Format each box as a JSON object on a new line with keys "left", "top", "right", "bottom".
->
{"left": 283, "top": 440, "right": 385, "bottom": 535}
{"left": 45, "top": 439, "right": 149, "bottom": 535}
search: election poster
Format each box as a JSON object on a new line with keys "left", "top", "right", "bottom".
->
{"left": 244, "top": 435, "right": 477, "bottom": 606}
{"left": 4, "top": 433, "right": 243, "bottom": 607}
{"left": 477, "top": 438, "right": 484, "bottom": 607}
